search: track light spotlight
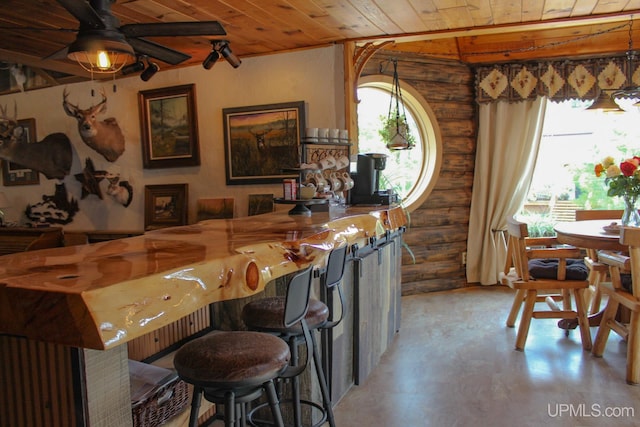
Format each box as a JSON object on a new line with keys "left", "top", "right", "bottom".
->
{"left": 209, "top": 40, "right": 242, "bottom": 69}
{"left": 140, "top": 60, "right": 159, "bottom": 82}
{"left": 202, "top": 50, "right": 220, "bottom": 70}
{"left": 218, "top": 43, "right": 241, "bottom": 68}
{"left": 121, "top": 58, "right": 145, "bottom": 75}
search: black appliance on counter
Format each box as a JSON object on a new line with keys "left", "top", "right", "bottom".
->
{"left": 350, "top": 153, "right": 399, "bottom": 205}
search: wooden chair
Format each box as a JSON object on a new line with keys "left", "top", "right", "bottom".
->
{"left": 592, "top": 226, "right": 640, "bottom": 384}
{"left": 500, "top": 216, "right": 592, "bottom": 351}
{"left": 574, "top": 209, "right": 624, "bottom": 221}
{"left": 575, "top": 209, "right": 623, "bottom": 314}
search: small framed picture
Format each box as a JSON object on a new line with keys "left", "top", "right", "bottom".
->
{"left": 144, "top": 184, "right": 188, "bottom": 230}
{"left": 139, "top": 84, "right": 200, "bottom": 169}
{"left": 2, "top": 118, "right": 40, "bottom": 186}
{"left": 196, "top": 198, "right": 235, "bottom": 221}
{"left": 248, "top": 194, "right": 275, "bottom": 216}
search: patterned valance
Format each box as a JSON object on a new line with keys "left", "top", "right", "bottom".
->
{"left": 475, "top": 56, "right": 640, "bottom": 104}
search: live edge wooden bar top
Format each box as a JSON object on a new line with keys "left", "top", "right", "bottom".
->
{"left": 0, "top": 206, "right": 406, "bottom": 351}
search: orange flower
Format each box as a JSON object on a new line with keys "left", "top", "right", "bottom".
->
{"left": 595, "top": 163, "right": 604, "bottom": 177}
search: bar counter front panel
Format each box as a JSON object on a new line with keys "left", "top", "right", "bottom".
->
{"left": 0, "top": 206, "right": 406, "bottom": 427}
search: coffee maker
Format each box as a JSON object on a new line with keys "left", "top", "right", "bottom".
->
{"left": 350, "top": 153, "right": 398, "bottom": 205}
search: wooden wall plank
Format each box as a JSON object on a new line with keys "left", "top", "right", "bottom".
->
{"left": 0, "top": 336, "right": 77, "bottom": 427}
{"left": 127, "top": 306, "right": 211, "bottom": 361}
{"left": 362, "top": 50, "right": 475, "bottom": 293}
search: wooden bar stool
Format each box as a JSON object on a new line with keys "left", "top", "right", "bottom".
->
{"left": 174, "top": 266, "right": 314, "bottom": 427}
{"left": 242, "top": 244, "right": 347, "bottom": 427}
{"left": 315, "top": 244, "right": 348, "bottom": 394}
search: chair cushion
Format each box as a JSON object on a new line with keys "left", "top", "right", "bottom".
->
{"left": 528, "top": 258, "right": 589, "bottom": 281}
{"left": 242, "top": 296, "right": 329, "bottom": 332}
{"left": 174, "top": 331, "right": 290, "bottom": 387}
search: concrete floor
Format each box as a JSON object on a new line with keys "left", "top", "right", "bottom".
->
{"left": 331, "top": 286, "right": 640, "bottom": 427}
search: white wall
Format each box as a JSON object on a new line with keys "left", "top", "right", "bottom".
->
{"left": 0, "top": 45, "right": 345, "bottom": 230}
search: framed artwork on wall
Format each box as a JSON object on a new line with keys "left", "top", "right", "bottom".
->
{"left": 2, "top": 118, "right": 40, "bottom": 186}
{"left": 222, "top": 101, "right": 305, "bottom": 185}
{"left": 196, "top": 198, "right": 234, "bottom": 221}
{"left": 248, "top": 194, "right": 275, "bottom": 216}
{"left": 139, "top": 84, "right": 200, "bottom": 169}
{"left": 144, "top": 184, "right": 188, "bottom": 231}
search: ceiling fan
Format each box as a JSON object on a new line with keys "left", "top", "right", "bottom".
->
{"left": 47, "top": 0, "right": 227, "bottom": 71}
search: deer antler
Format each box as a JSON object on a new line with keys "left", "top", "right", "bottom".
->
{"left": 62, "top": 88, "right": 79, "bottom": 116}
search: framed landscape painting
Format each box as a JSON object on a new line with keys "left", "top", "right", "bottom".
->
{"left": 139, "top": 84, "right": 200, "bottom": 169}
{"left": 223, "top": 101, "right": 305, "bottom": 185}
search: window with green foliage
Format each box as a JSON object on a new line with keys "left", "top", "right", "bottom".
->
{"left": 519, "top": 98, "right": 640, "bottom": 236}
{"left": 357, "top": 77, "right": 441, "bottom": 211}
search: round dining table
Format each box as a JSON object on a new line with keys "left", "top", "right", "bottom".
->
{"left": 554, "top": 219, "right": 626, "bottom": 252}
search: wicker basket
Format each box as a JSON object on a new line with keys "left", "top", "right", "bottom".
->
{"left": 131, "top": 378, "right": 189, "bottom": 427}
{"left": 130, "top": 360, "right": 190, "bottom": 427}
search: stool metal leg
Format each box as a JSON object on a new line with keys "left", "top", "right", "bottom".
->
{"left": 189, "top": 386, "right": 203, "bottom": 427}
{"left": 310, "top": 330, "right": 336, "bottom": 427}
{"left": 240, "top": 402, "right": 247, "bottom": 427}
{"left": 319, "top": 326, "right": 332, "bottom": 394}
{"left": 225, "top": 391, "right": 236, "bottom": 427}
{"left": 264, "top": 380, "right": 285, "bottom": 427}
{"left": 235, "top": 402, "right": 243, "bottom": 427}
{"left": 289, "top": 336, "right": 302, "bottom": 427}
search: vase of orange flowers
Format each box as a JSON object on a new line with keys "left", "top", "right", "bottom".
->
{"left": 595, "top": 155, "right": 640, "bottom": 226}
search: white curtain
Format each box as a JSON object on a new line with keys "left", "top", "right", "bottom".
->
{"left": 466, "top": 97, "right": 547, "bottom": 285}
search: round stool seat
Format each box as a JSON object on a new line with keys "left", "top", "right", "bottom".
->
{"left": 242, "top": 297, "right": 329, "bottom": 333}
{"left": 174, "top": 331, "right": 290, "bottom": 388}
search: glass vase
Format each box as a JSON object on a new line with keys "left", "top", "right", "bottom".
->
{"left": 621, "top": 194, "right": 640, "bottom": 227}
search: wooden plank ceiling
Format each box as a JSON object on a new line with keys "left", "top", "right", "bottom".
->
{"left": 0, "top": 0, "right": 639, "bottom": 83}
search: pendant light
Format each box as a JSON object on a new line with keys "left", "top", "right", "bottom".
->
{"left": 586, "top": 89, "right": 625, "bottom": 112}
{"left": 385, "top": 59, "right": 414, "bottom": 150}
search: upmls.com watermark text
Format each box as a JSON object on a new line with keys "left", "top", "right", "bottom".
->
{"left": 548, "top": 403, "right": 635, "bottom": 418}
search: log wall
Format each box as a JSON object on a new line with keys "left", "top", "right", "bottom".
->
{"left": 361, "top": 51, "right": 476, "bottom": 294}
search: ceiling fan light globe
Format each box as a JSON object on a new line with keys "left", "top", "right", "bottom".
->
{"left": 67, "top": 35, "right": 135, "bottom": 74}
{"left": 96, "top": 51, "right": 111, "bottom": 69}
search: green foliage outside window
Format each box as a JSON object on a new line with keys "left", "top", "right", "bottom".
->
{"left": 521, "top": 98, "right": 640, "bottom": 237}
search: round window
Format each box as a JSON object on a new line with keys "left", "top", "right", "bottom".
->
{"left": 357, "top": 76, "right": 442, "bottom": 211}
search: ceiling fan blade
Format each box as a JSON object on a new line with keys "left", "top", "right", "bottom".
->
{"left": 127, "top": 37, "right": 191, "bottom": 65}
{"left": 56, "top": 0, "right": 106, "bottom": 29}
{"left": 120, "top": 21, "right": 226, "bottom": 38}
{"left": 44, "top": 45, "right": 70, "bottom": 60}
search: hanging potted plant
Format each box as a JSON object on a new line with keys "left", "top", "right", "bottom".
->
{"left": 379, "top": 59, "right": 416, "bottom": 151}
{"left": 378, "top": 109, "right": 416, "bottom": 150}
